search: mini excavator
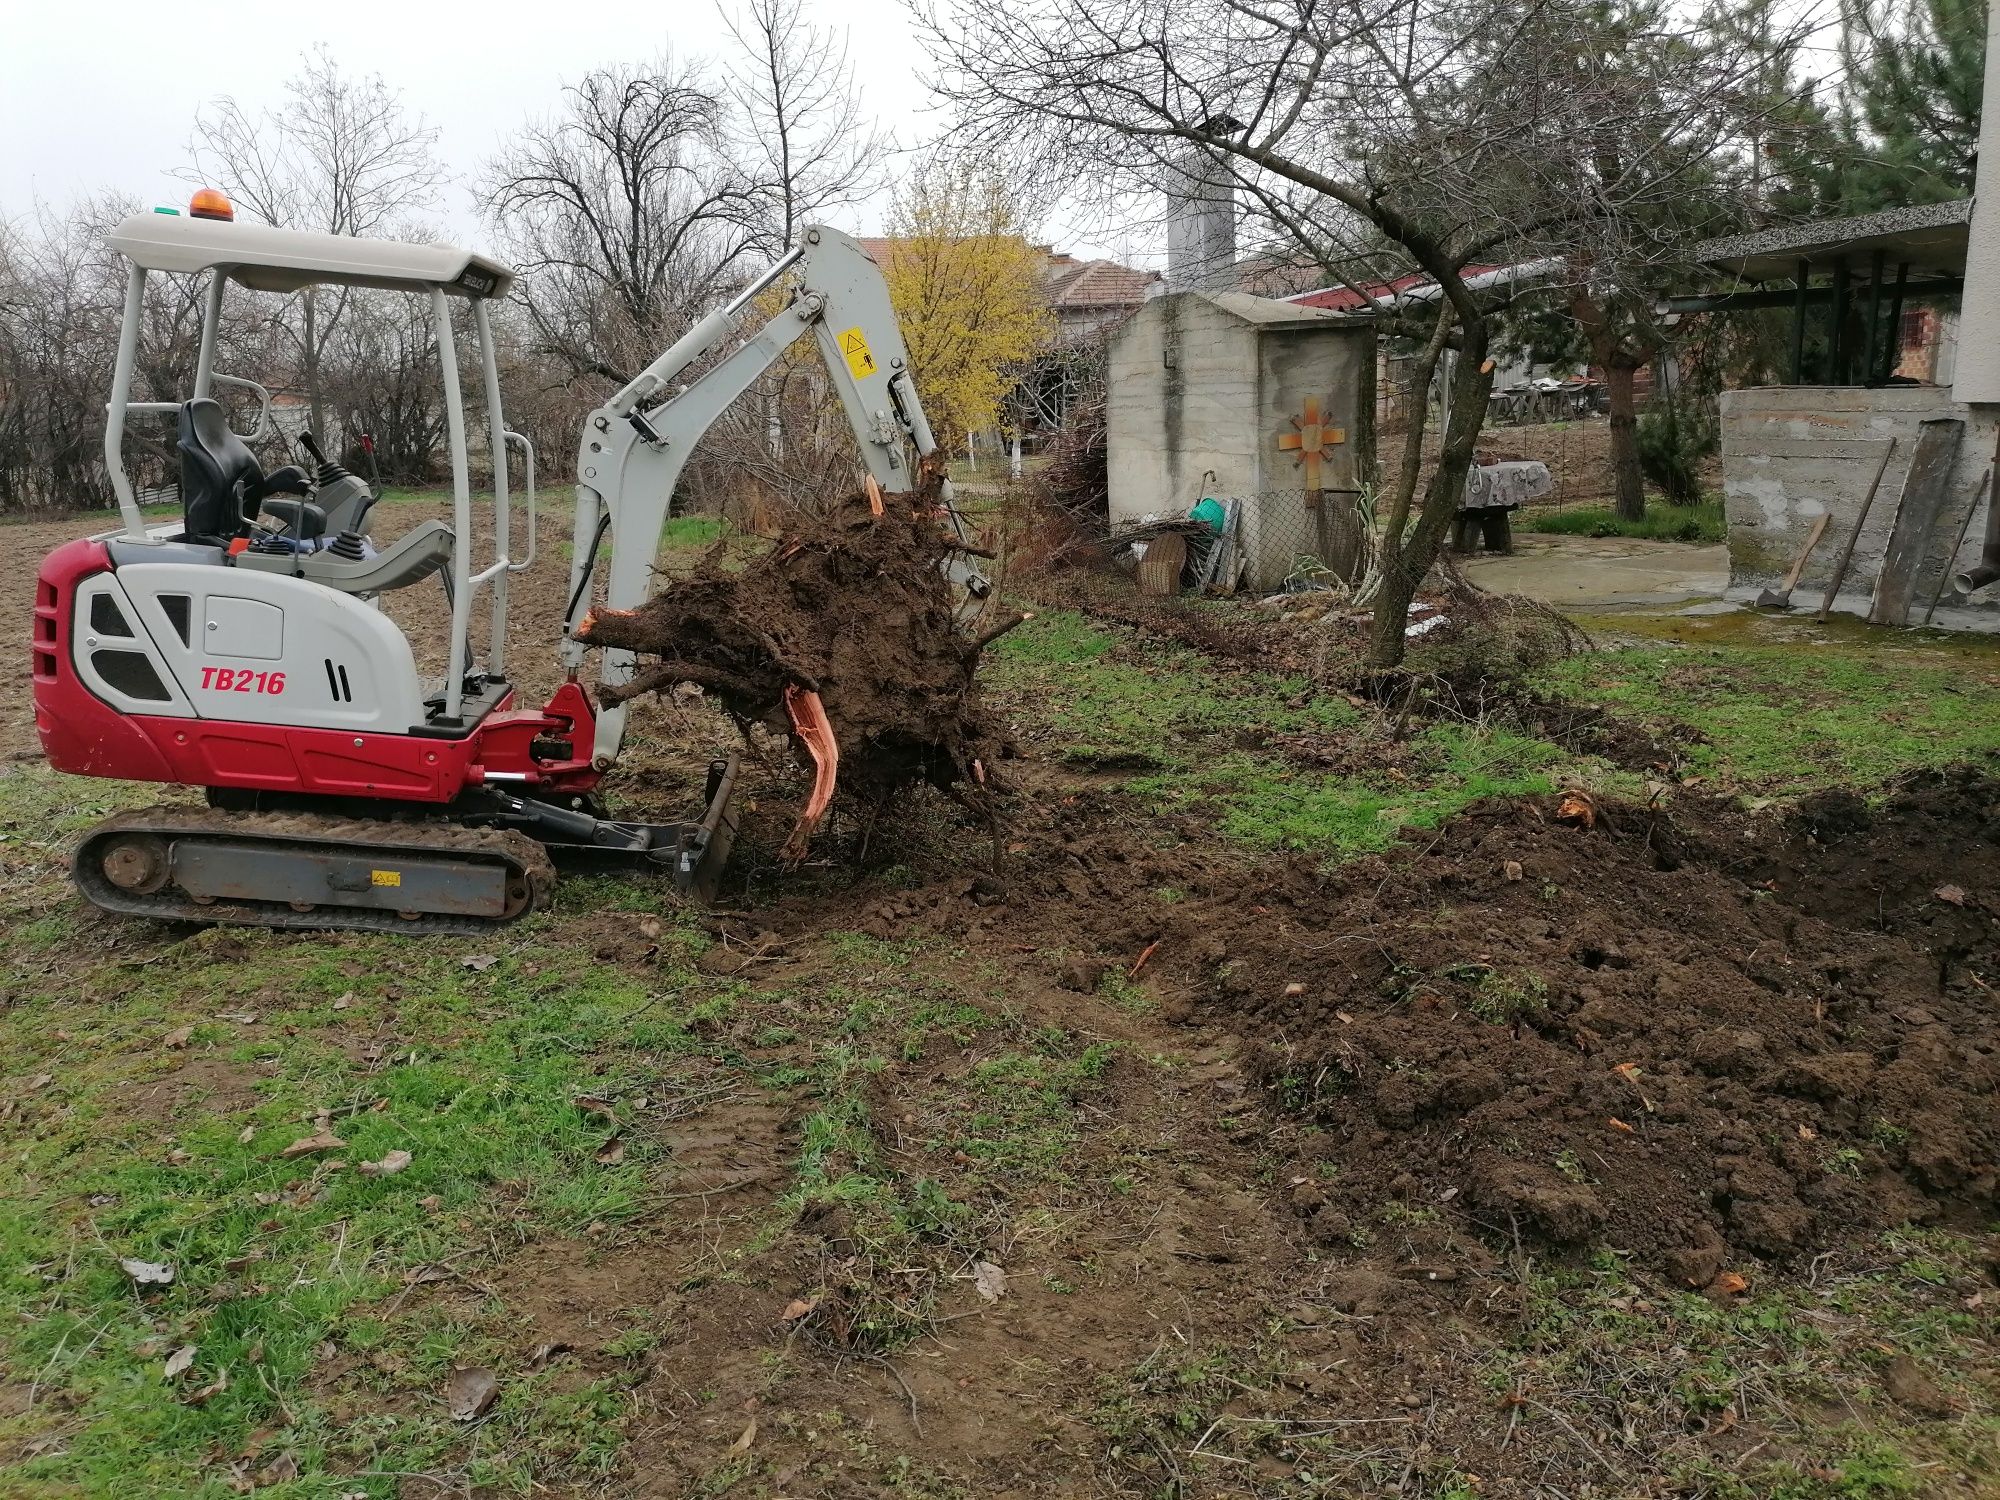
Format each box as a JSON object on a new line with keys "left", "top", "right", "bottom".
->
{"left": 32, "top": 190, "right": 970, "bottom": 932}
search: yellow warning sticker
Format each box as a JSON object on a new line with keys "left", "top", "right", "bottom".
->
{"left": 371, "top": 869, "right": 403, "bottom": 888}
{"left": 837, "top": 326, "right": 877, "bottom": 380}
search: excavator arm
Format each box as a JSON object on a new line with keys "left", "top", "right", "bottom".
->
{"left": 560, "top": 224, "right": 972, "bottom": 769}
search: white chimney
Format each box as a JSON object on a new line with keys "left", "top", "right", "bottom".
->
{"left": 1952, "top": 0, "right": 2000, "bottom": 404}
{"left": 1165, "top": 124, "right": 1240, "bottom": 290}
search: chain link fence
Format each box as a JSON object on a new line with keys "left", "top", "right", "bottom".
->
{"left": 1205, "top": 489, "right": 1370, "bottom": 594}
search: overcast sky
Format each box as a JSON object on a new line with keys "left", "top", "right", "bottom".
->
{"left": 0, "top": 0, "right": 1158, "bottom": 263}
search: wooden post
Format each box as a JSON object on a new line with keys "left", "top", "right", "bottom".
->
{"left": 1819, "top": 438, "right": 1899, "bottom": 622}
{"left": 1880, "top": 263, "right": 1910, "bottom": 384}
{"left": 1830, "top": 258, "right": 1851, "bottom": 385}
{"left": 1870, "top": 418, "right": 1968, "bottom": 625}
{"left": 1861, "top": 249, "right": 1885, "bottom": 386}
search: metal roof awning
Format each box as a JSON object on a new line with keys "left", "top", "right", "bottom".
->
{"left": 1696, "top": 199, "right": 1973, "bottom": 282}
{"left": 107, "top": 213, "right": 515, "bottom": 298}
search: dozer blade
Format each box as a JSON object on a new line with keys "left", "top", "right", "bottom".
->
{"left": 74, "top": 807, "right": 554, "bottom": 936}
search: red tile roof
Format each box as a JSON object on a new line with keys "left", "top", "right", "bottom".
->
{"left": 1288, "top": 268, "right": 1497, "bottom": 310}
{"left": 1045, "top": 257, "right": 1161, "bottom": 308}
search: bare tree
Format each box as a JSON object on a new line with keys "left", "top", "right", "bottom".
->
{"left": 481, "top": 59, "right": 766, "bottom": 389}
{"left": 0, "top": 196, "right": 235, "bottom": 509}
{"left": 187, "top": 47, "right": 445, "bottom": 441}
{"left": 723, "top": 0, "right": 886, "bottom": 255}
{"left": 483, "top": 22, "right": 884, "bottom": 507}
{"left": 917, "top": 0, "right": 1777, "bottom": 666}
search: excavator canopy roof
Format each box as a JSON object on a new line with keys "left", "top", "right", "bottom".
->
{"left": 107, "top": 212, "right": 515, "bottom": 299}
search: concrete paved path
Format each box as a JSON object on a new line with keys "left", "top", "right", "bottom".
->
{"left": 1457, "top": 533, "right": 1728, "bottom": 608}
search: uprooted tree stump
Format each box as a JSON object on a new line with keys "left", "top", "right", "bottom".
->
{"left": 575, "top": 468, "right": 1024, "bottom": 861}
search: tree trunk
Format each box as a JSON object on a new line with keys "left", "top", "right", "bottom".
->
{"left": 1605, "top": 360, "right": 1644, "bottom": 521}
{"left": 1368, "top": 324, "right": 1497, "bottom": 669}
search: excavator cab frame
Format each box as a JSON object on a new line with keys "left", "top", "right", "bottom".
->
{"left": 98, "top": 202, "right": 533, "bottom": 723}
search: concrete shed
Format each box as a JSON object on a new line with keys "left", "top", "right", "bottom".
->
{"left": 1694, "top": 2, "right": 2000, "bottom": 627}
{"left": 1107, "top": 290, "right": 1374, "bottom": 590}
{"left": 1695, "top": 200, "right": 2000, "bottom": 624}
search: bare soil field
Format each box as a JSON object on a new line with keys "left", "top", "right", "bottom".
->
{"left": 0, "top": 496, "right": 1994, "bottom": 1499}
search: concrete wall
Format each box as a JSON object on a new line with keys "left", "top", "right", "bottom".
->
{"left": 1950, "top": 0, "right": 2000, "bottom": 404}
{"left": 1108, "top": 293, "right": 1375, "bottom": 590}
{"left": 1720, "top": 386, "right": 1999, "bottom": 620}
{"left": 1108, "top": 294, "right": 1261, "bottom": 521}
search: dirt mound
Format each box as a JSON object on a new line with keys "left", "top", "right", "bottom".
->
{"left": 577, "top": 467, "right": 1012, "bottom": 850}
{"left": 1188, "top": 768, "right": 2000, "bottom": 1277}
{"left": 868, "top": 765, "right": 2000, "bottom": 1278}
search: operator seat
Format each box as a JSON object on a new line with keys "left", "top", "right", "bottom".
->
{"left": 177, "top": 399, "right": 261, "bottom": 544}
{"left": 176, "top": 399, "right": 320, "bottom": 545}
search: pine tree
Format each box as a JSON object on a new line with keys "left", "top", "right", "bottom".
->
{"left": 1830, "top": 0, "right": 1987, "bottom": 209}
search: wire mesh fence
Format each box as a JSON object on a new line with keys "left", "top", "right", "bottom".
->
{"left": 1376, "top": 355, "right": 1628, "bottom": 512}
{"left": 1219, "top": 489, "right": 1370, "bottom": 594}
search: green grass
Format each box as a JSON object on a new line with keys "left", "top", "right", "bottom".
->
{"left": 0, "top": 907, "right": 721, "bottom": 1495}
{"left": 1189, "top": 725, "right": 1566, "bottom": 854}
{"left": 661, "top": 513, "right": 727, "bottom": 548}
{"left": 1525, "top": 500, "right": 1725, "bottom": 542}
{"left": 1482, "top": 1240, "right": 1997, "bottom": 1498}
{"left": 1089, "top": 1232, "right": 1995, "bottom": 1497}
{"left": 0, "top": 823, "right": 1133, "bottom": 1494}
{"left": 1536, "top": 640, "right": 2000, "bottom": 793}
{"left": 990, "top": 610, "right": 1558, "bottom": 856}
{"left": 993, "top": 599, "right": 2000, "bottom": 859}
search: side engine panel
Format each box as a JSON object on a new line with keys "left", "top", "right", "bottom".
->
{"left": 99, "top": 562, "right": 427, "bottom": 734}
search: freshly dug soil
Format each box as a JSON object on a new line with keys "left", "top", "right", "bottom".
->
{"left": 1214, "top": 770, "right": 2000, "bottom": 1276}
{"left": 898, "top": 764, "right": 2000, "bottom": 1278}
{"left": 576, "top": 469, "right": 1009, "bottom": 828}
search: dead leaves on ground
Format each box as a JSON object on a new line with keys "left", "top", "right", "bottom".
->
{"left": 278, "top": 1129, "right": 345, "bottom": 1160}
{"left": 1556, "top": 790, "right": 1597, "bottom": 828}
{"left": 446, "top": 1365, "right": 501, "bottom": 1421}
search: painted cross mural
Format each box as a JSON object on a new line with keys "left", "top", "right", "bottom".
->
{"left": 1276, "top": 395, "right": 1346, "bottom": 492}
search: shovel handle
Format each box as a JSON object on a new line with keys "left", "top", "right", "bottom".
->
{"left": 1922, "top": 467, "right": 1993, "bottom": 626}
{"left": 1818, "top": 438, "right": 1899, "bottom": 623}
{"left": 1780, "top": 512, "right": 1832, "bottom": 593}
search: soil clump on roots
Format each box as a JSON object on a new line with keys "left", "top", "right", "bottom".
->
{"left": 577, "top": 469, "right": 1014, "bottom": 852}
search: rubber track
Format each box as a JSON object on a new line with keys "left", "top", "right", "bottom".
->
{"left": 74, "top": 805, "right": 556, "bottom": 936}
